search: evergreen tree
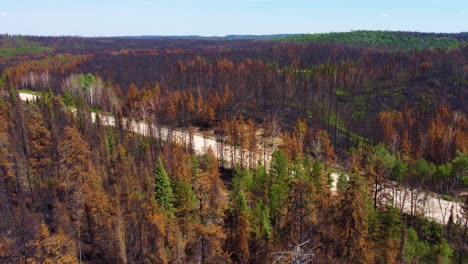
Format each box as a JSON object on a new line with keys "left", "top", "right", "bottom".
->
{"left": 335, "top": 173, "right": 374, "bottom": 263}
{"left": 154, "top": 158, "right": 174, "bottom": 214}
{"left": 173, "top": 180, "right": 198, "bottom": 234}
{"left": 252, "top": 162, "right": 268, "bottom": 201}
{"left": 268, "top": 149, "right": 290, "bottom": 232}
{"left": 372, "top": 207, "right": 402, "bottom": 263}
{"left": 404, "top": 228, "right": 431, "bottom": 263}
{"left": 228, "top": 189, "right": 251, "bottom": 263}
{"left": 336, "top": 171, "right": 348, "bottom": 193}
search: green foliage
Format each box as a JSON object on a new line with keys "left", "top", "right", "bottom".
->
{"left": 371, "top": 144, "right": 396, "bottom": 171}
{"left": 461, "top": 175, "right": 468, "bottom": 188}
{"left": 336, "top": 171, "right": 348, "bottom": 192}
{"left": 78, "top": 73, "right": 97, "bottom": 92}
{"left": 61, "top": 90, "right": 75, "bottom": 106}
{"left": 0, "top": 46, "right": 51, "bottom": 59}
{"left": 435, "top": 239, "right": 454, "bottom": 264}
{"left": 174, "top": 180, "right": 198, "bottom": 215}
{"left": 278, "top": 31, "right": 462, "bottom": 50}
{"left": 252, "top": 163, "right": 267, "bottom": 198}
{"left": 391, "top": 159, "right": 407, "bottom": 181}
{"left": 335, "top": 88, "right": 349, "bottom": 96}
{"left": 242, "top": 170, "right": 254, "bottom": 192}
{"left": 0, "top": 37, "right": 51, "bottom": 59}
{"left": 414, "top": 158, "right": 437, "bottom": 180}
{"left": 404, "top": 228, "right": 431, "bottom": 263}
{"left": 233, "top": 168, "right": 254, "bottom": 194}
{"left": 311, "top": 160, "right": 324, "bottom": 188}
{"left": 268, "top": 182, "right": 287, "bottom": 224}
{"left": 326, "top": 172, "right": 333, "bottom": 187}
{"left": 452, "top": 152, "right": 468, "bottom": 187}
{"left": 414, "top": 217, "right": 443, "bottom": 245}
{"left": 191, "top": 154, "right": 201, "bottom": 176}
{"left": 266, "top": 151, "right": 290, "bottom": 225}
{"left": 154, "top": 158, "right": 175, "bottom": 214}
{"left": 440, "top": 194, "right": 454, "bottom": 202}
{"left": 404, "top": 221, "right": 453, "bottom": 263}
{"left": 269, "top": 149, "right": 288, "bottom": 182}
{"left": 233, "top": 190, "right": 249, "bottom": 212}
{"left": 379, "top": 207, "right": 402, "bottom": 240}
{"left": 435, "top": 163, "right": 453, "bottom": 182}
{"left": 231, "top": 168, "right": 254, "bottom": 213}
{"left": 367, "top": 205, "right": 379, "bottom": 238}
{"left": 252, "top": 201, "right": 272, "bottom": 239}
{"left": 0, "top": 74, "right": 6, "bottom": 89}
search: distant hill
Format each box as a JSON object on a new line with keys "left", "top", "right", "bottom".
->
{"left": 223, "top": 34, "right": 300, "bottom": 40}
{"left": 117, "top": 34, "right": 301, "bottom": 40}
{"left": 277, "top": 30, "right": 467, "bottom": 50}
{"left": 116, "top": 35, "right": 217, "bottom": 40}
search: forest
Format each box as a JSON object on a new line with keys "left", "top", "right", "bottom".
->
{"left": 0, "top": 31, "right": 467, "bottom": 263}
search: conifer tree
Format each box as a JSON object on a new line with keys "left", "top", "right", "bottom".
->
{"left": 154, "top": 158, "right": 174, "bottom": 214}
{"left": 228, "top": 189, "right": 251, "bottom": 263}
{"left": 335, "top": 173, "right": 374, "bottom": 263}
{"left": 336, "top": 171, "right": 348, "bottom": 193}
{"left": 173, "top": 179, "right": 199, "bottom": 236}
{"left": 268, "top": 149, "right": 289, "bottom": 233}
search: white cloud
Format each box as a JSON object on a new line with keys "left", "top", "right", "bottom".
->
{"left": 0, "top": 12, "right": 8, "bottom": 17}
{"left": 380, "top": 13, "right": 390, "bottom": 17}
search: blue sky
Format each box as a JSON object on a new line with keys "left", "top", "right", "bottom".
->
{"left": 0, "top": 0, "right": 467, "bottom": 36}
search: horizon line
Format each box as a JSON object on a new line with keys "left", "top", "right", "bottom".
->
{"left": 1, "top": 30, "right": 467, "bottom": 39}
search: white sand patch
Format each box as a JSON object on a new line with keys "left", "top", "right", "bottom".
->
{"left": 329, "top": 172, "right": 464, "bottom": 225}
{"left": 19, "top": 93, "right": 38, "bottom": 101}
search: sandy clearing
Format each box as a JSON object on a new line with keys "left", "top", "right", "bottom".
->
{"left": 330, "top": 172, "right": 465, "bottom": 225}
{"left": 90, "top": 112, "right": 273, "bottom": 169}
{"left": 19, "top": 92, "right": 38, "bottom": 101}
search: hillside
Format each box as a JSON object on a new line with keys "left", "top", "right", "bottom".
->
{"left": 0, "top": 32, "right": 467, "bottom": 263}
{"left": 278, "top": 30, "right": 466, "bottom": 50}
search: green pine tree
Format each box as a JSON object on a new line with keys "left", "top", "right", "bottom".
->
{"left": 270, "top": 149, "right": 288, "bottom": 183}
{"left": 154, "top": 158, "right": 174, "bottom": 214}
{"left": 337, "top": 171, "right": 348, "bottom": 193}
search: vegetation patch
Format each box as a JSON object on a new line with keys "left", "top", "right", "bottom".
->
{"left": 278, "top": 30, "right": 463, "bottom": 50}
{"left": 0, "top": 37, "right": 51, "bottom": 59}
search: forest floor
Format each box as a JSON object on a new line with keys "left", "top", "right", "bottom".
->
{"left": 18, "top": 91, "right": 466, "bottom": 225}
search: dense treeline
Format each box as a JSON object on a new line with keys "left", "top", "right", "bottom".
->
{"left": 277, "top": 31, "right": 467, "bottom": 50}
{"left": 0, "top": 91, "right": 466, "bottom": 263}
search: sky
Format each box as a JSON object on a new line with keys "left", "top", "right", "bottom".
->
{"left": 0, "top": 0, "right": 467, "bottom": 36}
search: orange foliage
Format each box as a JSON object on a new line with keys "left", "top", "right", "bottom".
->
{"left": 4, "top": 54, "right": 92, "bottom": 86}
